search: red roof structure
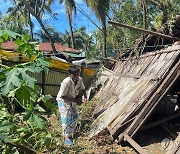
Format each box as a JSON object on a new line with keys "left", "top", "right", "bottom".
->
{"left": 1, "top": 41, "right": 80, "bottom": 53}
{"left": 1, "top": 41, "right": 18, "bottom": 50}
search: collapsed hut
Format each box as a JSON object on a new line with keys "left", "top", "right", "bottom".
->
{"left": 89, "top": 17, "right": 180, "bottom": 153}
{"left": 90, "top": 43, "right": 180, "bottom": 153}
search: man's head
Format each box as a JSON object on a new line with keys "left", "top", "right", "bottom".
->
{"left": 81, "top": 62, "right": 86, "bottom": 68}
{"left": 68, "top": 66, "right": 80, "bottom": 83}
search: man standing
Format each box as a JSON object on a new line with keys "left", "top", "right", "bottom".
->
{"left": 56, "top": 65, "right": 87, "bottom": 146}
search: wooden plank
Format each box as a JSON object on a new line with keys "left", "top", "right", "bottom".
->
{"left": 129, "top": 61, "right": 180, "bottom": 137}
{"left": 156, "top": 51, "right": 178, "bottom": 78}
{"left": 137, "top": 54, "right": 155, "bottom": 76}
{"left": 150, "top": 52, "right": 168, "bottom": 75}
{"left": 109, "top": 80, "right": 157, "bottom": 136}
{"left": 129, "top": 54, "right": 147, "bottom": 75}
{"left": 124, "top": 133, "right": 147, "bottom": 154}
{"left": 121, "top": 47, "right": 180, "bottom": 60}
{"left": 117, "top": 60, "right": 179, "bottom": 142}
{"left": 144, "top": 53, "right": 161, "bottom": 75}
{"left": 109, "top": 82, "right": 153, "bottom": 134}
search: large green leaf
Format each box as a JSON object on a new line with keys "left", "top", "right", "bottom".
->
{"left": 16, "top": 68, "right": 36, "bottom": 89}
{"left": 1, "top": 68, "right": 21, "bottom": 95}
{"left": 30, "top": 114, "right": 45, "bottom": 129}
{"left": 0, "top": 132, "right": 13, "bottom": 143}
{"left": 0, "top": 125, "right": 14, "bottom": 132}
{"left": 15, "top": 86, "right": 32, "bottom": 106}
{"left": 0, "top": 30, "right": 21, "bottom": 39}
{"left": 34, "top": 104, "right": 46, "bottom": 113}
{"left": 45, "top": 133, "right": 51, "bottom": 149}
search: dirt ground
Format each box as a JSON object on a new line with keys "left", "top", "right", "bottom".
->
{"left": 47, "top": 111, "right": 180, "bottom": 154}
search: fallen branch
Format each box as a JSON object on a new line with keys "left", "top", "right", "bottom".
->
{"left": 7, "top": 142, "right": 36, "bottom": 153}
{"left": 108, "top": 20, "right": 180, "bottom": 41}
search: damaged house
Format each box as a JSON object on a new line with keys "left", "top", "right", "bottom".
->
{"left": 89, "top": 18, "right": 180, "bottom": 153}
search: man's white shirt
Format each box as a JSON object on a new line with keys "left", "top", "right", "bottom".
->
{"left": 56, "top": 76, "right": 85, "bottom": 104}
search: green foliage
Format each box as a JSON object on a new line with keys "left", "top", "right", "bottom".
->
{"left": 77, "top": 101, "right": 95, "bottom": 133}
{"left": 0, "top": 30, "right": 55, "bottom": 153}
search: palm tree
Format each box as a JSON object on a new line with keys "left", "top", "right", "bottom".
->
{"left": 48, "top": 0, "right": 76, "bottom": 49}
{"left": 35, "top": 26, "right": 63, "bottom": 43}
{"left": 8, "top": 0, "right": 53, "bottom": 41}
{"left": 22, "top": 0, "right": 58, "bottom": 54}
{"left": 140, "top": 0, "right": 147, "bottom": 29}
{"left": 83, "top": 0, "right": 110, "bottom": 58}
{"left": 62, "top": 26, "right": 93, "bottom": 50}
{"left": 7, "top": 0, "right": 34, "bottom": 40}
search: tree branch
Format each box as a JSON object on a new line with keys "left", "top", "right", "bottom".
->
{"left": 108, "top": 20, "right": 180, "bottom": 41}
{"left": 38, "top": 0, "right": 45, "bottom": 17}
{"left": 22, "top": 0, "right": 57, "bottom": 54}
{"left": 7, "top": 142, "right": 36, "bottom": 153}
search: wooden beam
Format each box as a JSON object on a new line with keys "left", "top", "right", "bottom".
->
{"left": 124, "top": 133, "right": 147, "bottom": 154}
{"left": 41, "top": 70, "right": 45, "bottom": 95}
{"left": 130, "top": 61, "right": 180, "bottom": 137}
{"left": 117, "top": 60, "right": 180, "bottom": 143}
{"left": 162, "top": 123, "right": 177, "bottom": 139}
{"left": 128, "top": 47, "right": 180, "bottom": 60}
{"left": 108, "top": 20, "right": 180, "bottom": 41}
{"left": 141, "top": 112, "right": 180, "bottom": 130}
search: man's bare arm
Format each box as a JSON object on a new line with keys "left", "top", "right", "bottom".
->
{"left": 61, "top": 96, "right": 83, "bottom": 105}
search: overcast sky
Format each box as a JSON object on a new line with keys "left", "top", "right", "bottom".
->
{"left": 1, "top": 0, "right": 100, "bottom": 34}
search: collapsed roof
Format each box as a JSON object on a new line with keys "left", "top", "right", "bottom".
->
{"left": 89, "top": 43, "right": 180, "bottom": 152}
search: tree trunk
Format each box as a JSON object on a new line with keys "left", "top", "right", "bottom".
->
{"left": 162, "top": 8, "right": 168, "bottom": 24}
{"left": 142, "top": 0, "right": 147, "bottom": 29}
{"left": 23, "top": 0, "right": 57, "bottom": 54}
{"left": 28, "top": 11, "right": 34, "bottom": 41}
{"left": 102, "top": 19, "right": 107, "bottom": 58}
{"left": 67, "top": 12, "right": 75, "bottom": 49}
{"left": 150, "top": 0, "right": 169, "bottom": 24}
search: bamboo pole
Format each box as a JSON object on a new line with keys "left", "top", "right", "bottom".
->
{"left": 108, "top": 20, "right": 180, "bottom": 41}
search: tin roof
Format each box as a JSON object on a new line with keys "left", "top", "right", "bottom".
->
{"left": 1, "top": 41, "right": 80, "bottom": 53}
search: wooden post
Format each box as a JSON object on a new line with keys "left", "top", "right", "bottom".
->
{"left": 42, "top": 70, "right": 45, "bottom": 95}
{"left": 124, "top": 133, "right": 147, "bottom": 154}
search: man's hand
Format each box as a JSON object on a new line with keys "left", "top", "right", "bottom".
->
{"left": 83, "top": 98, "right": 88, "bottom": 105}
{"left": 74, "top": 99, "right": 83, "bottom": 105}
